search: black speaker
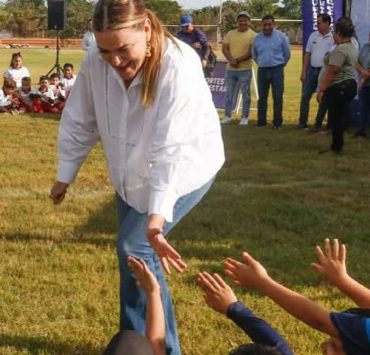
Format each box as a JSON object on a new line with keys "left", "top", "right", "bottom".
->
{"left": 47, "top": 0, "right": 66, "bottom": 30}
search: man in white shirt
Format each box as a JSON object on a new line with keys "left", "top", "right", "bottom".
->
{"left": 82, "top": 19, "right": 96, "bottom": 51}
{"left": 297, "top": 13, "right": 333, "bottom": 130}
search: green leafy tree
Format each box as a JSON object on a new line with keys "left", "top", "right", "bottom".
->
{"left": 144, "top": 0, "right": 182, "bottom": 25}
{"left": 4, "top": 0, "right": 46, "bottom": 37}
{"left": 62, "top": 0, "right": 95, "bottom": 38}
{"left": 275, "top": 0, "right": 301, "bottom": 19}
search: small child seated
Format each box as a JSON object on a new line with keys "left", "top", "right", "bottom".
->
{"left": 61, "top": 63, "right": 76, "bottom": 97}
{"left": 32, "top": 75, "right": 59, "bottom": 114}
{"left": 49, "top": 73, "right": 66, "bottom": 111}
{"left": 224, "top": 239, "right": 370, "bottom": 355}
{"left": 15, "top": 76, "right": 34, "bottom": 113}
{"left": 0, "top": 78, "right": 20, "bottom": 114}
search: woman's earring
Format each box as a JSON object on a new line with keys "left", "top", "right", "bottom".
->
{"left": 146, "top": 41, "right": 152, "bottom": 58}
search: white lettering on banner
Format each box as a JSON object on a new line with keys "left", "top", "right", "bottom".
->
{"left": 208, "top": 84, "right": 226, "bottom": 93}
{"left": 206, "top": 77, "right": 226, "bottom": 93}
{"left": 206, "top": 77, "right": 225, "bottom": 85}
{"left": 312, "top": 0, "right": 335, "bottom": 30}
{"left": 312, "top": 0, "right": 318, "bottom": 29}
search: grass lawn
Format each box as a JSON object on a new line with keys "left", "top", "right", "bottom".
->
{"left": 1, "top": 48, "right": 370, "bottom": 354}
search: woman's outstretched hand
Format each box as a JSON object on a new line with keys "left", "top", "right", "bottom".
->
{"left": 146, "top": 214, "right": 187, "bottom": 274}
{"left": 50, "top": 181, "right": 69, "bottom": 204}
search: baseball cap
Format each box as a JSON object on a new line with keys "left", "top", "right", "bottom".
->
{"left": 330, "top": 308, "right": 370, "bottom": 355}
{"left": 237, "top": 11, "right": 251, "bottom": 20}
{"left": 103, "top": 330, "right": 154, "bottom": 355}
{"left": 180, "top": 15, "right": 193, "bottom": 27}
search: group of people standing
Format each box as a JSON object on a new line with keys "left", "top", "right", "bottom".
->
{"left": 298, "top": 14, "right": 369, "bottom": 155}
{"left": 220, "top": 12, "right": 290, "bottom": 129}
{"left": 0, "top": 52, "right": 77, "bottom": 114}
{"left": 219, "top": 12, "right": 370, "bottom": 155}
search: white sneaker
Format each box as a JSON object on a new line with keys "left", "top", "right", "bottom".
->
{"left": 220, "top": 116, "right": 232, "bottom": 124}
{"left": 239, "top": 117, "right": 249, "bottom": 126}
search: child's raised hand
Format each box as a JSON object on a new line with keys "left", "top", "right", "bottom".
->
{"left": 224, "top": 252, "right": 270, "bottom": 290}
{"left": 128, "top": 256, "right": 160, "bottom": 295}
{"left": 311, "top": 239, "right": 348, "bottom": 287}
{"left": 197, "top": 272, "right": 237, "bottom": 314}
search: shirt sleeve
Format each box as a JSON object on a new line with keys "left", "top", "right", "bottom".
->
{"left": 328, "top": 47, "right": 346, "bottom": 67}
{"left": 305, "top": 32, "right": 314, "bottom": 53}
{"left": 196, "top": 28, "right": 208, "bottom": 45}
{"left": 282, "top": 33, "right": 291, "bottom": 64}
{"left": 223, "top": 31, "right": 230, "bottom": 45}
{"left": 227, "top": 301, "right": 294, "bottom": 355}
{"left": 57, "top": 54, "right": 99, "bottom": 183}
{"left": 252, "top": 38, "right": 258, "bottom": 62}
{"left": 3, "top": 69, "right": 10, "bottom": 78}
{"left": 82, "top": 33, "right": 88, "bottom": 51}
{"left": 148, "top": 49, "right": 210, "bottom": 222}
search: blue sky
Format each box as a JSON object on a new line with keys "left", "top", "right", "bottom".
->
{"left": 176, "top": 0, "right": 222, "bottom": 10}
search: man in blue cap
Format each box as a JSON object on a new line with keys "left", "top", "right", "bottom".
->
{"left": 176, "top": 15, "right": 211, "bottom": 76}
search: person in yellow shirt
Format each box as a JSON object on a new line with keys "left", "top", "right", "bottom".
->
{"left": 221, "top": 11, "right": 256, "bottom": 125}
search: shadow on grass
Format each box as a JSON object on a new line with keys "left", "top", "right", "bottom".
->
{"left": 27, "top": 112, "right": 61, "bottom": 122}
{"left": 0, "top": 334, "right": 103, "bottom": 355}
{"left": 0, "top": 231, "right": 115, "bottom": 248}
{"left": 74, "top": 197, "right": 117, "bottom": 237}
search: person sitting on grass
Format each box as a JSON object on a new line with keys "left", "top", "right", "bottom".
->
{"left": 197, "top": 271, "right": 293, "bottom": 355}
{"left": 15, "top": 77, "right": 35, "bottom": 113}
{"left": 103, "top": 256, "right": 165, "bottom": 355}
{"left": 49, "top": 73, "right": 66, "bottom": 111}
{"left": 32, "top": 75, "right": 60, "bottom": 114}
{"left": 3, "top": 52, "right": 30, "bottom": 88}
{"left": 224, "top": 239, "right": 370, "bottom": 355}
{"left": 61, "top": 63, "right": 77, "bottom": 97}
{"left": 0, "top": 78, "right": 20, "bottom": 115}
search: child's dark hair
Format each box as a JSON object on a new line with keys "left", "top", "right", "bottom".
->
{"left": 50, "top": 73, "right": 60, "bottom": 80}
{"left": 39, "top": 75, "right": 49, "bottom": 84}
{"left": 3, "top": 78, "right": 16, "bottom": 89}
{"left": 10, "top": 52, "right": 22, "bottom": 68}
{"left": 63, "top": 63, "right": 74, "bottom": 70}
{"left": 22, "top": 77, "right": 31, "bottom": 83}
{"left": 335, "top": 16, "right": 355, "bottom": 38}
{"left": 229, "top": 343, "right": 283, "bottom": 355}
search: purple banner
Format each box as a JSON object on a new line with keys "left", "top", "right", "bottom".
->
{"left": 205, "top": 60, "right": 239, "bottom": 110}
{"left": 302, "top": 0, "right": 344, "bottom": 50}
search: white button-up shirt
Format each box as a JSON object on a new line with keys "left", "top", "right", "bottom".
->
{"left": 305, "top": 30, "right": 334, "bottom": 68}
{"left": 57, "top": 38, "right": 225, "bottom": 222}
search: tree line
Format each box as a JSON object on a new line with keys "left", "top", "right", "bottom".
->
{"left": 0, "top": 0, "right": 301, "bottom": 38}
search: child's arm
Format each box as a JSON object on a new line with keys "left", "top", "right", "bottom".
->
{"left": 224, "top": 253, "right": 339, "bottom": 337}
{"left": 197, "top": 272, "right": 294, "bottom": 355}
{"left": 127, "top": 257, "right": 165, "bottom": 355}
{"left": 311, "top": 238, "right": 370, "bottom": 308}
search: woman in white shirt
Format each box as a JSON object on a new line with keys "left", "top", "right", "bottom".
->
{"left": 50, "top": 1, "right": 224, "bottom": 353}
{"left": 3, "top": 52, "right": 30, "bottom": 88}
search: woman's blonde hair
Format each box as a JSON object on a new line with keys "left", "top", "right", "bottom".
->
{"left": 93, "top": 0, "right": 174, "bottom": 107}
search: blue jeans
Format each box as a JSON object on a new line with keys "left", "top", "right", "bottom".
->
{"left": 299, "top": 65, "right": 328, "bottom": 126}
{"left": 225, "top": 69, "right": 252, "bottom": 117}
{"left": 116, "top": 178, "right": 214, "bottom": 355}
{"left": 357, "top": 85, "right": 370, "bottom": 134}
{"left": 257, "top": 65, "right": 284, "bottom": 127}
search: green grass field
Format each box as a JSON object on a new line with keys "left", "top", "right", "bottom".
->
{"left": 1, "top": 48, "right": 370, "bottom": 355}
